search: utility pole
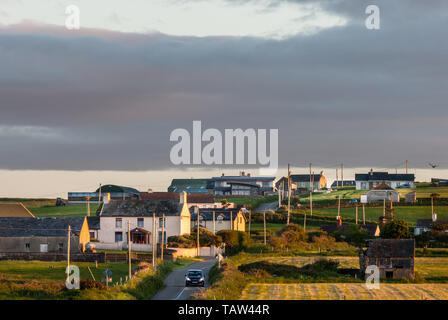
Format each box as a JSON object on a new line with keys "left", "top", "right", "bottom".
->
{"left": 383, "top": 199, "right": 386, "bottom": 217}
{"left": 287, "top": 164, "right": 291, "bottom": 225}
{"left": 230, "top": 212, "right": 233, "bottom": 230}
{"left": 197, "top": 209, "right": 200, "bottom": 257}
{"left": 98, "top": 183, "right": 102, "bottom": 203}
{"left": 336, "top": 169, "right": 339, "bottom": 188}
{"left": 341, "top": 163, "right": 344, "bottom": 187}
{"left": 303, "top": 211, "right": 306, "bottom": 232}
{"left": 362, "top": 204, "right": 366, "bottom": 225}
{"left": 128, "top": 221, "right": 131, "bottom": 280}
{"left": 278, "top": 181, "right": 281, "bottom": 207}
{"left": 152, "top": 212, "right": 156, "bottom": 270}
{"left": 213, "top": 211, "right": 216, "bottom": 234}
{"left": 406, "top": 160, "right": 408, "bottom": 174}
{"left": 86, "top": 196, "right": 91, "bottom": 217}
{"left": 161, "top": 214, "right": 165, "bottom": 262}
{"left": 337, "top": 195, "right": 341, "bottom": 218}
{"left": 263, "top": 211, "right": 266, "bottom": 245}
{"left": 309, "top": 163, "right": 312, "bottom": 191}
{"left": 67, "top": 225, "right": 71, "bottom": 281}
{"left": 355, "top": 205, "right": 358, "bottom": 225}
{"left": 248, "top": 210, "right": 251, "bottom": 237}
{"left": 431, "top": 196, "right": 434, "bottom": 215}
{"left": 310, "top": 173, "right": 314, "bottom": 217}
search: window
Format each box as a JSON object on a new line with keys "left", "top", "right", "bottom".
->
{"left": 58, "top": 243, "right": 64, "bottom": 252}
{"left": 158, "top": 231, "right": 166, "bottom": 243}
{"left": 217, "top": 215, "right": 224, "bottom": 224}
{"left": 40, "top": 244, "right": 48, "bottom": 252}
{"left": 116, "top": 218, "right": 122, "bottom": 228}
{"left": 115, "top": 232, "right": 123, "bottom": 242}
{"left": 138, "top": 218, "right": 144, "bottom": 228}
{"left": 159, "top": 217, "right": 165, "bottom": 228}
{"left": 25, "top": 243, "right": 30, "bottom": 252}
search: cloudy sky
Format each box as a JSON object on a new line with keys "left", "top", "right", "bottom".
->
{"left": 0, "top": 0, "right": 447, "bottom": 197}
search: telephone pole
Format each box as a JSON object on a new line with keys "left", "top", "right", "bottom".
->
{"left": 161, "top": 214, "right": 165, "bottom": 262}
{"left": 248, "top": 210, "right": 251, "bottom": 237}
{"left": 310, "top": 173, "right": 314, "bottom": 216}
{"left": 287, "top": 163, "right": 291, "bottom": 225}
{"left": 406, "top": 160, "right": 408, "bottom": 174}
{"left": 197, "top": 209, "right": 200, "bottom": 256}
{"left": 263, "top": 211, "right": 266, "bottom": 245}
{"left": 67, "top": 225, "right": 71, "bottom": 281}
{"left": 337, "top": 195, "right": 341, "bottom": 218}
{"left": 355, "top": 205, "right": 358, "bottom": 225}
{"left": 309, "top": 163, "right": 312, "bottom": 191}
{"left": 336, "top": 168, "right": 339, "bottom": 188}
{"left": 128, "top": 221, "right": 131, "bottom": 280}
{"left": 341, "top": 163, "right": 344, "bottom": 187}
{"left": 213, "top": 211, "right": 216, "bottom": 234}
{"left": 362, "top": 204, "right": 366, "bottom": 225}
{"left": 152, "top": 212, "right": 156, "bottom": 270}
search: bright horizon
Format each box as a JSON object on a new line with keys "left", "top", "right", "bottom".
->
{"left": 1, "top": 167, "right": 445, "bottom": 199}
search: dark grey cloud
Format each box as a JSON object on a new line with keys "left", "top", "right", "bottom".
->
{"left": 0, "top": 0, "right": 447, "bottom": 171}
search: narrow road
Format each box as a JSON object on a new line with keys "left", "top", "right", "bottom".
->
{"left": 255, "top": 201, "right": 278, "bottom": 213}
{"left": 151, "top": 258, "right": 216, "bottom": 300}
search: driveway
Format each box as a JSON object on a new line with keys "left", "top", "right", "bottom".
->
{"left": 151, "top": 258, "right": 216, "bottom": 300}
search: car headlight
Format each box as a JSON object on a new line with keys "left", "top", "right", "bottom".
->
{"left": 199, "top": 277, "right": 204, "bottom": 282}
{"left": 186, "top": 277, "right": 191, "bottom": 281}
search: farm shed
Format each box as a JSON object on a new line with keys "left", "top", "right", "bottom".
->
{"left": 366, "top": 183, "right": 400, "bottom": 203}
{"left": 0, "top": 217, "right": 90, "bottom": 253}
{"left": 359, "top": 239, "right": 415, "bottom": 280}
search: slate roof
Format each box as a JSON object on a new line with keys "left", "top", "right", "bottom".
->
{"left": 331, "top": 181, "right": 356, "bottom": 187}
{"left": 416, "top": 219, "right": 448, "bottom": 229}
{"left": 0, "top": 203, "right": 35, "bottom": 217}
{"left": 0, "top": 217, "right": 86, "bottom": 237}
{"left": 100, "top": 200, "right": 181, "bottom": 217}
{"left": 140, "top": 192, "right": 214, "bottom": 203}
{"left": 291, "top": 174, "right": 323, "bottom": 182}
{"left": 365, "top": 239, "right": 415, "bottom": 258}
{"left": 87, "top": 217, "right": 100, "bottom": 230}
{"left": 320, "top": 223, "right": 379, "bottom": 236}
{"left": 211, "top": 176, "right": 275, "bottom": 182}
{"left": 355, "top": 172, "right": 415, "bottom": 182}
{"left": 189, "top": 207, "right": 245, "bottom": 221}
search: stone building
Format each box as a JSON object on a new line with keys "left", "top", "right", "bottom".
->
{"left": 359, "top": 239, "right": 415, "bottom": 280}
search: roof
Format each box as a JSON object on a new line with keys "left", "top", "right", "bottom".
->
{"left": 189, "top": 207, "right": 245, "bottom": 221}
{"left": 291, "top": 174, "right": 323, "bottom": 182}
{"left": 365, "top": 239, "right": 415, "bottom": 258}
{"left": 211, "top": 176, "right": 275, "bottom": 182}
{"left": 100, "top": 200, "right": 182, "bottom": 217}
{"left": 140, "top": 192, "right": 214, "bottom": 203}
{"left": 320, "top": 223, "right": 379, "bottom": 236}
{"left": 168, "top": 179, "right": 210, "bottom": 193}
{"left": 416, "top": 219, "right": 448, "bottom": 229}
{"left": 95, "top": 185, "right": 140, "bottom": 196}
{"left": 0, "top": 203, "right": 35, "bottom": 218}
{"left": 331, "top": 181, "right": 356, "bottom": 187}
{"left": 0, "top": 217, "right": 87, "bottom": 237}
{"left": 86, "top": 217, "right": 100, "bottom": 229}
{"left": 355, "top": 172, "right": 415, "bottom": 182}
{"left": 371, "top": 182, "right": 395, "bottom": 190}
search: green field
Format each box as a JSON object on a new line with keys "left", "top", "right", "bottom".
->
{"left": 241, "top": 283, "right": 448, "bottom": 300}
{"left": 29, "top": 204, "right": 101, "bottom": 217}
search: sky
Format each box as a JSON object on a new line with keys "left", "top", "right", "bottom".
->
{"left": 0, "top": 0, "right": 447, "bottom": 197}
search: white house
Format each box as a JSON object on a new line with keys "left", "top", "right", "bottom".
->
{"left": 189, "top": 207, "right": 247, "bottom": 233}
{"left": 355, "top": 171, "right": 415, "bottom": 190}
{"left": 97, "top": 191, "right": 191, "bottom": 251}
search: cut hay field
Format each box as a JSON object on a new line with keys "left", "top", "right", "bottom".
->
{"left": 241, "top": 283, "right": 448, "bottom": 300}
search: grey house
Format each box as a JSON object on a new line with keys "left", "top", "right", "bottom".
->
{"left": 0, "top": 217, "right": 90, "bottom": 253}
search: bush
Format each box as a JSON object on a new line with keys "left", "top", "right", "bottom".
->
{"left": 167, "top": 228, "right": 222, "bottom": 248}
{"left": 381, "top": 220, "right": 411, "bottom": 239}
{"left": 217, "top": 230, "right": 251, "bottom": 255}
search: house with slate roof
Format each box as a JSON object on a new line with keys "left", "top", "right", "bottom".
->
{"left": 209, "top": 172, "right": 275, "bottom": 196}
{"left": 276, "top": 171, "right": 327, "bottom": 194}
{"left": 355, "top": 170, "right": 415, "bottom": 190}
{"left": 97, "top": 191, "right": 191, "bottom": 250}
{"left": 359, "top": 239, "right": 415, "bottom": 280}
{"left": 0, "top": 217, "right": 90, "bottom": 253}
{"left": 189, "top": 207, "right": 247, "bottom": 233}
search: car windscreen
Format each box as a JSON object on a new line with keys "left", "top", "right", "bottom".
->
{"left": 187, "top": 271, "right": 202, "bottom": 277}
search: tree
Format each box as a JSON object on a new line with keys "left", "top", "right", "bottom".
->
{"left": 381, "top": 220, "right": 411, "bottom": 239}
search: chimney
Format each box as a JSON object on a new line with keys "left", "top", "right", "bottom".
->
{"left": 222, "top": 173, "right": 225, "bottom": 177}
{"left": 180, "top": 191, "right": 187, "bottom": 205}
{"left": 247, "top": 173, "right": 251, "bottom": 177}
{"left": 147, "top": 188, "right": 153, "bottom": 193}
{"left": 433, "top": 212, "right": 437, "bottom": 222}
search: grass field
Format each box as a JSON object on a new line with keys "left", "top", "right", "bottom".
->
{"left": 241, "top": 283, "right": 448, "bottom": 300}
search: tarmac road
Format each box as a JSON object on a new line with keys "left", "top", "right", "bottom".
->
{"left": 151, "top": 258, "right": 216, "bottom": 300}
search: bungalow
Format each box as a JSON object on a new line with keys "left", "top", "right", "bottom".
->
{"left": 97, "top": 191, "right": 191, "bottom": 250}
{"left": 209, "top": 172, "right": 275, "bottom": 196}
{"left": 276, "top": 171, "right": 327, "bottom": 193}
{"left": 355, "top": 171, "right": 415, "bottom": 190}
{"left": 0, "top": 217, "right": 90, "bottom": 253}
{"left": 359, "top": 239, "right": 415, "bottom": 280}
{"left": 190, "top": 207, "right": 247, "bottom": 233}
